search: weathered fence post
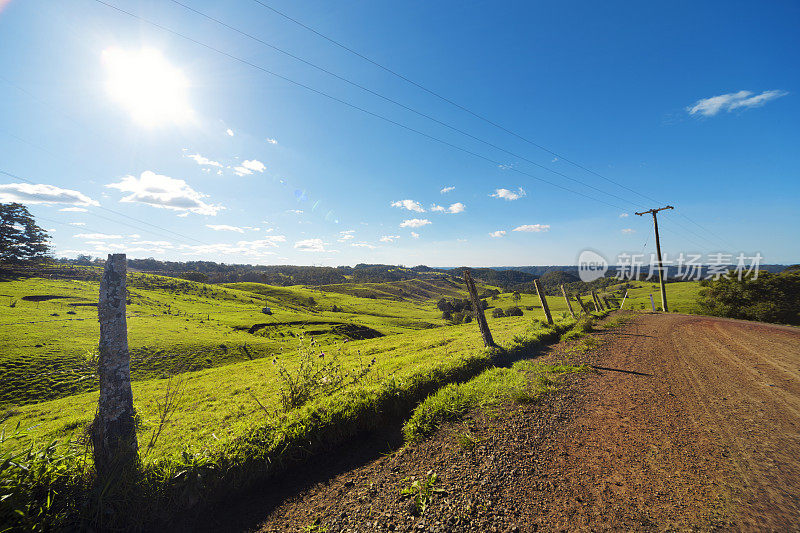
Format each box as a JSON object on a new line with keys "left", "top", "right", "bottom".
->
{"left": 574, "top": 293, "right": 588, "bottom": 314}
{"left": 620, "top": 289, "right": 628, "bottom": 309}
{"left": 463, "top": 269, "right": 496, "bottom": 348}
{"left": 533, "top": 279, "right": 554, "bottom": 324}
{"left": 649, "top": 293, "right": 656, "bottom": 312}
{"left": 93, "top": 254, "right": 138, "bottom": 476}
{"left": 560, "top": 284, "right": 576, "bottom": 319}
{"left": 591, "top": 290, "right": 604, "bottom": 311}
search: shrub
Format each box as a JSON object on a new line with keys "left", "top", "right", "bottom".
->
{"left": 491, "top": 308, "right": 505, "bottom": 318}
{"left": 505, "top": 306, "right": 523, "bottom": 317}
{"left": 698, "top": 269, "right": 800, "bottom": 325}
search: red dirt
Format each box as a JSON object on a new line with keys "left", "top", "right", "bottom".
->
{"left": 189, "top": 313, "right": 800, "bottom": 531}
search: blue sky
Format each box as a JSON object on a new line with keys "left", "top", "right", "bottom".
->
{"left": 1, "top": 0, "right": 798, "bottom": 266}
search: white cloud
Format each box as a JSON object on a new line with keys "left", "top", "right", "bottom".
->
{"left": 621, "top": 228, "right": 635, "bottom": 234}
{"left": 440, "top": 186, "right": 455, "bottom": 194}
{"left": 106, "top": 171, "right": 224, "bottom": 215}
{"left": 239, "top": 159, "right": 266, "bottom": 174}
{"left": 391, "top": 199, "right": 425, "bottom": 212}
{"left": 294, "top": 238, "right": 328, "bottom": 252}
{"left": 399, "top": 218, "right": 431, "bottom": 228}
{"left": 185, "top": 153, "right": 222, "bottom": 167}
{"left": 74, "top": 233, "right": 123, "bottom": 239}
{"left": 498, "top": 163, "right": 513, "bottom": 170}
{"left": 0, "top": 183, "right": 98, "bottom": 206}
{"left": 180, "top": 236, "right": 285, "bottom": 257}
{"left": 266, "top": 138, "right": 278, "bottom": 145}
{"left": 512, "top": 224, "right": 549, "bottom": 233}
{"left": 619, "top": 213, "right": 629, "bottom": 218}
{"left": 447, "top": 202, "right": 465, "bottom": 214}
{"left": 380, "top": 235, "right": 400, "bottom": 243}
{"left": 410, "top": 232, "right": 420, "bottom": 239}
{"left": 177, "top": 212, "right": 189, "bottom": 218}
{"left": 69, "top": 222, "right": 86, "bottom": 226}
{"left": 686, "top": 90, "right": 788, "bottom": 117}
{"left": 131, "top": 240, "right": 173, "bottom": 247}
{"left": 337, "top": 230, "right": 356, "bottom": 242}
{"left": 287, "top": 209, "right": 303, "bottom": 215}
{"left": 489, "top": 230, "right": 506, "bottom": 238}
{"left": 226, "top": 128, "right": 234, "bottom": 136}
{"left": 431, "top": 202, "right": 465, "bottom": 214}
{"left": 59, "top": 207, "right": 88, "bottom": 212}
{"left": 351, "top": 241, "right": 376, "bottom": 249}
{"left": 206, "top": 224, "right": 244, "bottom": 233}
{"left": 490, "top": 187, "right": 526, "bottom": 201}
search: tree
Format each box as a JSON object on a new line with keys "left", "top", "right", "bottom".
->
{"left": 0, "top": 203, "right": 51, "bottom": 263}
{"left": 512, "top": 291, "right": 521, "bottom": 302}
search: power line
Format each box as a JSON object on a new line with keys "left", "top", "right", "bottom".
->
{"left": 167, "top": 0, "right": 643, "bottom": 210}
{"left": 250, "top": 0, "right": 731, "bottom": 247}
{"left": 92, "top": 0, "right": 627, "bottom": 211}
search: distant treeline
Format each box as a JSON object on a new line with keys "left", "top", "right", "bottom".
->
{"left": 49, "top": 256, "right": 792, "bottom": 295}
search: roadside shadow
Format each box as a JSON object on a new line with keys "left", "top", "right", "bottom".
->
{"left": 172, "top": 425, "right": 405, "bottom": 532}
{"left": 591, "top": 365, "right": 652, "bottom": 377}
{"left": 592, "top": 331, "right": 654, "bottom": 338}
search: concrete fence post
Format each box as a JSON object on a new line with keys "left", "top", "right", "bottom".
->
{"left": 92, "top": 253, "right": 138, "bottom": 476}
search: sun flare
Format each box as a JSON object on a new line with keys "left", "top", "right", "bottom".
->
{"left": 102, "top": 47, "right": 193, "bottom": 127}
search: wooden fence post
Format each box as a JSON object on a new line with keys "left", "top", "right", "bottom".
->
{"left": 649, "top": 294, "right": 656, "bottom": 312}
{"left": 533, "top": 279, "right": 554, "bottom": 324}
{"left": 591, "top": 290, "right": 604, "bottom": 311}
{"left": 560, "top": 284, "right": 576, "bottom": 319}
{"left": 93, "top": 254, "right": 138, "bottom": 476}
{"left": 574, "top": 293, "right": 588, "bottom": 314}
{"left": 463, "top": 269, "right": 496, "bottom": 348}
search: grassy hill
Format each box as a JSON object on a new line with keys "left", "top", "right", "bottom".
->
{"left": 0, "top": 266, "right": 709, "bottom": 530}
{"left": 0, "top": 273, "right": 464, "bottom": 407}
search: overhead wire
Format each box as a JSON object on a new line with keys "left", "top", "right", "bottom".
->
{"left": 92, "top": 0, "right": 628, "bottom": 210}
{"left": 167, "top": 0, "right": 643, "bottom": 210}
{"left": 249, "top": 0, "right": 730, "bottom": 248}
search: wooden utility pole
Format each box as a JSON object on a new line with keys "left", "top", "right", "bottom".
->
{"left": 620, "top": 289, "right": 628, "bottom": 309}
{"left": 463, "top": 269, "right": 496, "bottom": 348}
{"left": 93, "top": 254, "right": 138, "bottom": 476}
{"left": 560, "top": 284, "right": 576, "bottom": 319}
{"left": 635, "top": 205, "right": 673, "bottom": 312}
{"left": 574, "top": 293, "right": 588, "bottom": 314}
{"left": 533, "top": 279, "right": 553, "bottom": 324}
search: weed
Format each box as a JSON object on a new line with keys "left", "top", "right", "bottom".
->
{"left": 456, "top": 429, "right": 479, "bottom": 451}
{"left": 400, "top": 470, "right": 443, "bottom": 515}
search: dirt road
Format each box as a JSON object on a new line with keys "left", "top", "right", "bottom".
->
{"left": 200, "top": 313, "right": 800, "bottom": 531}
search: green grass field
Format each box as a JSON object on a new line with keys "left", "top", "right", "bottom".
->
{"left": 0, "top": 269, "right": 706, "bottom": 530}
{"left": 0, "top": 273, "right": 703, "bottom": 459}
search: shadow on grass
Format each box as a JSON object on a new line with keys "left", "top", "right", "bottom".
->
{"left": 174, "top": 425, "right": 404, "bottom": 532}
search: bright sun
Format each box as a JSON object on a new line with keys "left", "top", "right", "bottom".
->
{"left": 102, "top": 47, "right": 193, "bottom": 127}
